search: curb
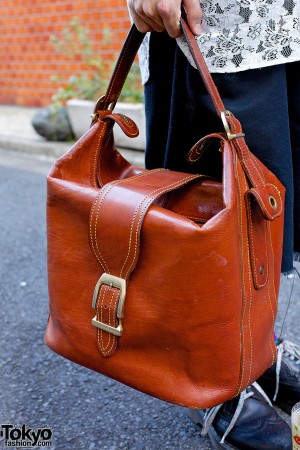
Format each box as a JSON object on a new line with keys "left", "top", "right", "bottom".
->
{"left": 0, "top": 134, "right": 145, "bottom": 167}
{"left": 0, "top": 134, "right": 70, "bottom": 159}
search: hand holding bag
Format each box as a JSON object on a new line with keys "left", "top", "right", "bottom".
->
{"left": 45, "top": 18, "right": 285, "bottom": 408}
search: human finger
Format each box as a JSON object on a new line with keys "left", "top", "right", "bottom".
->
{"left": 156, "top": 0, "right": 182, "bottom": 38}
{"left": 128, "top": 0, "right": 165, "bottom": 33}
{"left": 182, "top": 0, "right": 203, "bottom": 35}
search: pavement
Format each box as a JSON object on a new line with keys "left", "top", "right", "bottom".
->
{"left": 0, "top": 105, "right": 208, "bottom": 450}
{"left": 0, "top": 104, "right": 299, "bottom": 450}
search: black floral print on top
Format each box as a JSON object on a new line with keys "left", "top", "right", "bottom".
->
{"left": 137, "top": 0, "right": 300, "bottom": 82}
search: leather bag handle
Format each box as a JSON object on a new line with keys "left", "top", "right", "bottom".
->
{"left": 92, "top": 25, "right": 145, "bottom": 113}
{"left": 91, "top": 17, "right": 283, "bottom": 219}
{"left": 91, "top": 16, "right": 247, "bottom": 146}
{"left": 92, "top": 15, "right": 226, "bottom": 118}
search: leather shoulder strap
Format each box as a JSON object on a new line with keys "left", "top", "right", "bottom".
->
{"left": 94, "top": 17, "right": 225, "bottom": 116}
{"left": 94, "top": 25, "right": 145, "bottom": 113}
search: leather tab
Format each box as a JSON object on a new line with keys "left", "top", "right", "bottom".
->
{"left": 187, "top": 133, "right": 227, "bottom": 163}
{"left": 89, "top": 169, "right": 206, "bottom": 357}
{"left": 246, "top": 196, "right": 269, "bottom": 289}
{"left": 102, "top": 113, "right": 139, "bottom": 138}
{"left": 90, "top": 169, "right": 202, "bottom": 279}
{"left": 246, "top": 184, "right": 283, "bottom": 221}
{"left": 94, "top": 284, "right": 120, "bottom": 357}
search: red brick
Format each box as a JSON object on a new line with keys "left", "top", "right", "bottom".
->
{"left": 0, "top": 1, "right": 131, "bottom": 105}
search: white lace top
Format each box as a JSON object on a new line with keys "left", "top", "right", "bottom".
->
{"left": 138, "top": 0, "right": 300, "bottom": 84}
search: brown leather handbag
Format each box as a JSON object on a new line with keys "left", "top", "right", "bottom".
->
{"left": 45, "top": 18, "right": 285, "bottom": 409}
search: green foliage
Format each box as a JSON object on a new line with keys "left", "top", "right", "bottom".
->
{"left": 50, "top": 17, "right": 143, "bottom": 107}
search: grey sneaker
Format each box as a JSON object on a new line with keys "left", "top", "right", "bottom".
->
{"left": 258, "top": 339, "right": 300, "bottom": 413}
{"left": 188, "top": 382, "right": 292, "bottom": 449}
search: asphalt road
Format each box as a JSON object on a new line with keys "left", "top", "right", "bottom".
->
{"left": 0, "top": 149, "right": 299, "bottom": 450}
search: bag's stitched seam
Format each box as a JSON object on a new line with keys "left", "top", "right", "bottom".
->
{"left": 99, "top": 285, "right": 110, "bottom": 353}
{"left": 188, "top": 41, "right": 222, "bottom": 113}
{"left": 91, "top": 122, "right": 107, "bottom": 187}
{"left": 268, "top": 219, "right": 279, "bottom": 313}
{"left": 106, "top": 35, "right": 132, "bottom": 99}
{"left": 93, "top": 182, "right": 119, "bottom": 273}
{"left": 90, "top": 183, "right": 117, "bottom": 273}
{"left": 120, "top": 207, "right": 140, "bottom": 278}
{"left": 262, "top": 214, "right": 269, "bottom": 287}
{"left": 270, "top": 183, "right": 283, "bottom": 213}
{"left": 123, "top": 175, "right": 199, "bottom": 280}
{"left": 90, "top": 169, "right": 164, "bottom": 271}
{"left": 266, "top": 277, "right": 276, "bottom": 362}
{"left": 98, "top": 126, "right": 114, "bottom": 187}
{"left": 96, "top": 286, "right": 118, "bottom": 357}
{"left": 120, "top": 174, "right": 198, "bottom": 278}
{"left": 96, "top": 285, "right": 108, "bottom": 354}
{"left": 247, "top": 198, "right": 258, "bottom": 287}
{"left": 267, "top": 221, "right": 277, "bottom": 362}
{"left": 262, "top": 215, "right": 274, "bottom": 360}
{"left": 106, "top": 29, "right": 141, "bottom": 103}
{"left": 93, "top": 169, "right": 164, "bottom": 273}
{"left": 267, "top": 272, "right": 275, "bottom": 361}
{"left": 235, "top": 161, "right": 246, "bottom": 396}
{"left": 241, "top": 171, "right": 253, "bottom": 388}
{"left": 90, "top": 184, "right": 115, "bottom": 271}
{"left": 246, "top": 153, "right": 264, "bottom": 186}
{"left": 99, "top": 285, "right": 108, "bottom": 353}
{"left": 262, "top": 219, "right": 269, "bottom": 287}
{"left": 272, "top": 183, "right": 283, "bottom": 205}
{"left": 100, "top": 286, "right": 114, "bottom": 352}
{"left": 100, "top": 287, "right": 118, "bottom": 355}
{"left": 250, "top": 153, "right": 265, "bottom": 182}
{"left": 96, "top": 34, "right": 144, "bottom": 186}
{"left": 247, "top": 198, "right": 268, "bottom": 288}
{"left": 92, "top": 167, "right": 177, "bottom": 278}
{"left": 104, "top": 289, "right": 119, "bottom": 356}
{"left": 250, "top": 153, "right": 266, "bottom": 185}
{"left": 249, "top": 151, "right": 265, "bottom": 184}
{"left": 236, "top": 140, "right": 265, "bottom": 186}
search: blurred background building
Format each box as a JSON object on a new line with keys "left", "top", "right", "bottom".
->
{"left": 0, "top": 1, "right": 130, "bottom": 106}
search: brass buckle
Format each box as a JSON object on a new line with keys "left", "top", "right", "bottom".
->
{"left": 91, "top": 273, "right": 126, "bottom": 336}
{"left": 220, "top": 110, "right": 245, "bottom": 141}
{"left": 91, "top": 95, "right": 117, "bottom": 121}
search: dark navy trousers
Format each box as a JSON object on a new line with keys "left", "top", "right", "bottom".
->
{"left": 144, "top": 32, "right": 300, "bottom": 274}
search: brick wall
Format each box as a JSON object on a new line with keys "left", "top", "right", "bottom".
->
{"left": 0, "top": 1, "right": 131, "bottom": 106}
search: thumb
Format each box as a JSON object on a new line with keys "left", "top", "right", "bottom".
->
{"left": 182, "top": 0, "right": 203, "bottom": 35}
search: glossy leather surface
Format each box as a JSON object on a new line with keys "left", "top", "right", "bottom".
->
{"left": 45, "top": 22, "right": 285, "bottom": 408}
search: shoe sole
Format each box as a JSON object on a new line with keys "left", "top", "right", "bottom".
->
{"left": 187, "top": 409, "right": 238, "bottom": 450}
